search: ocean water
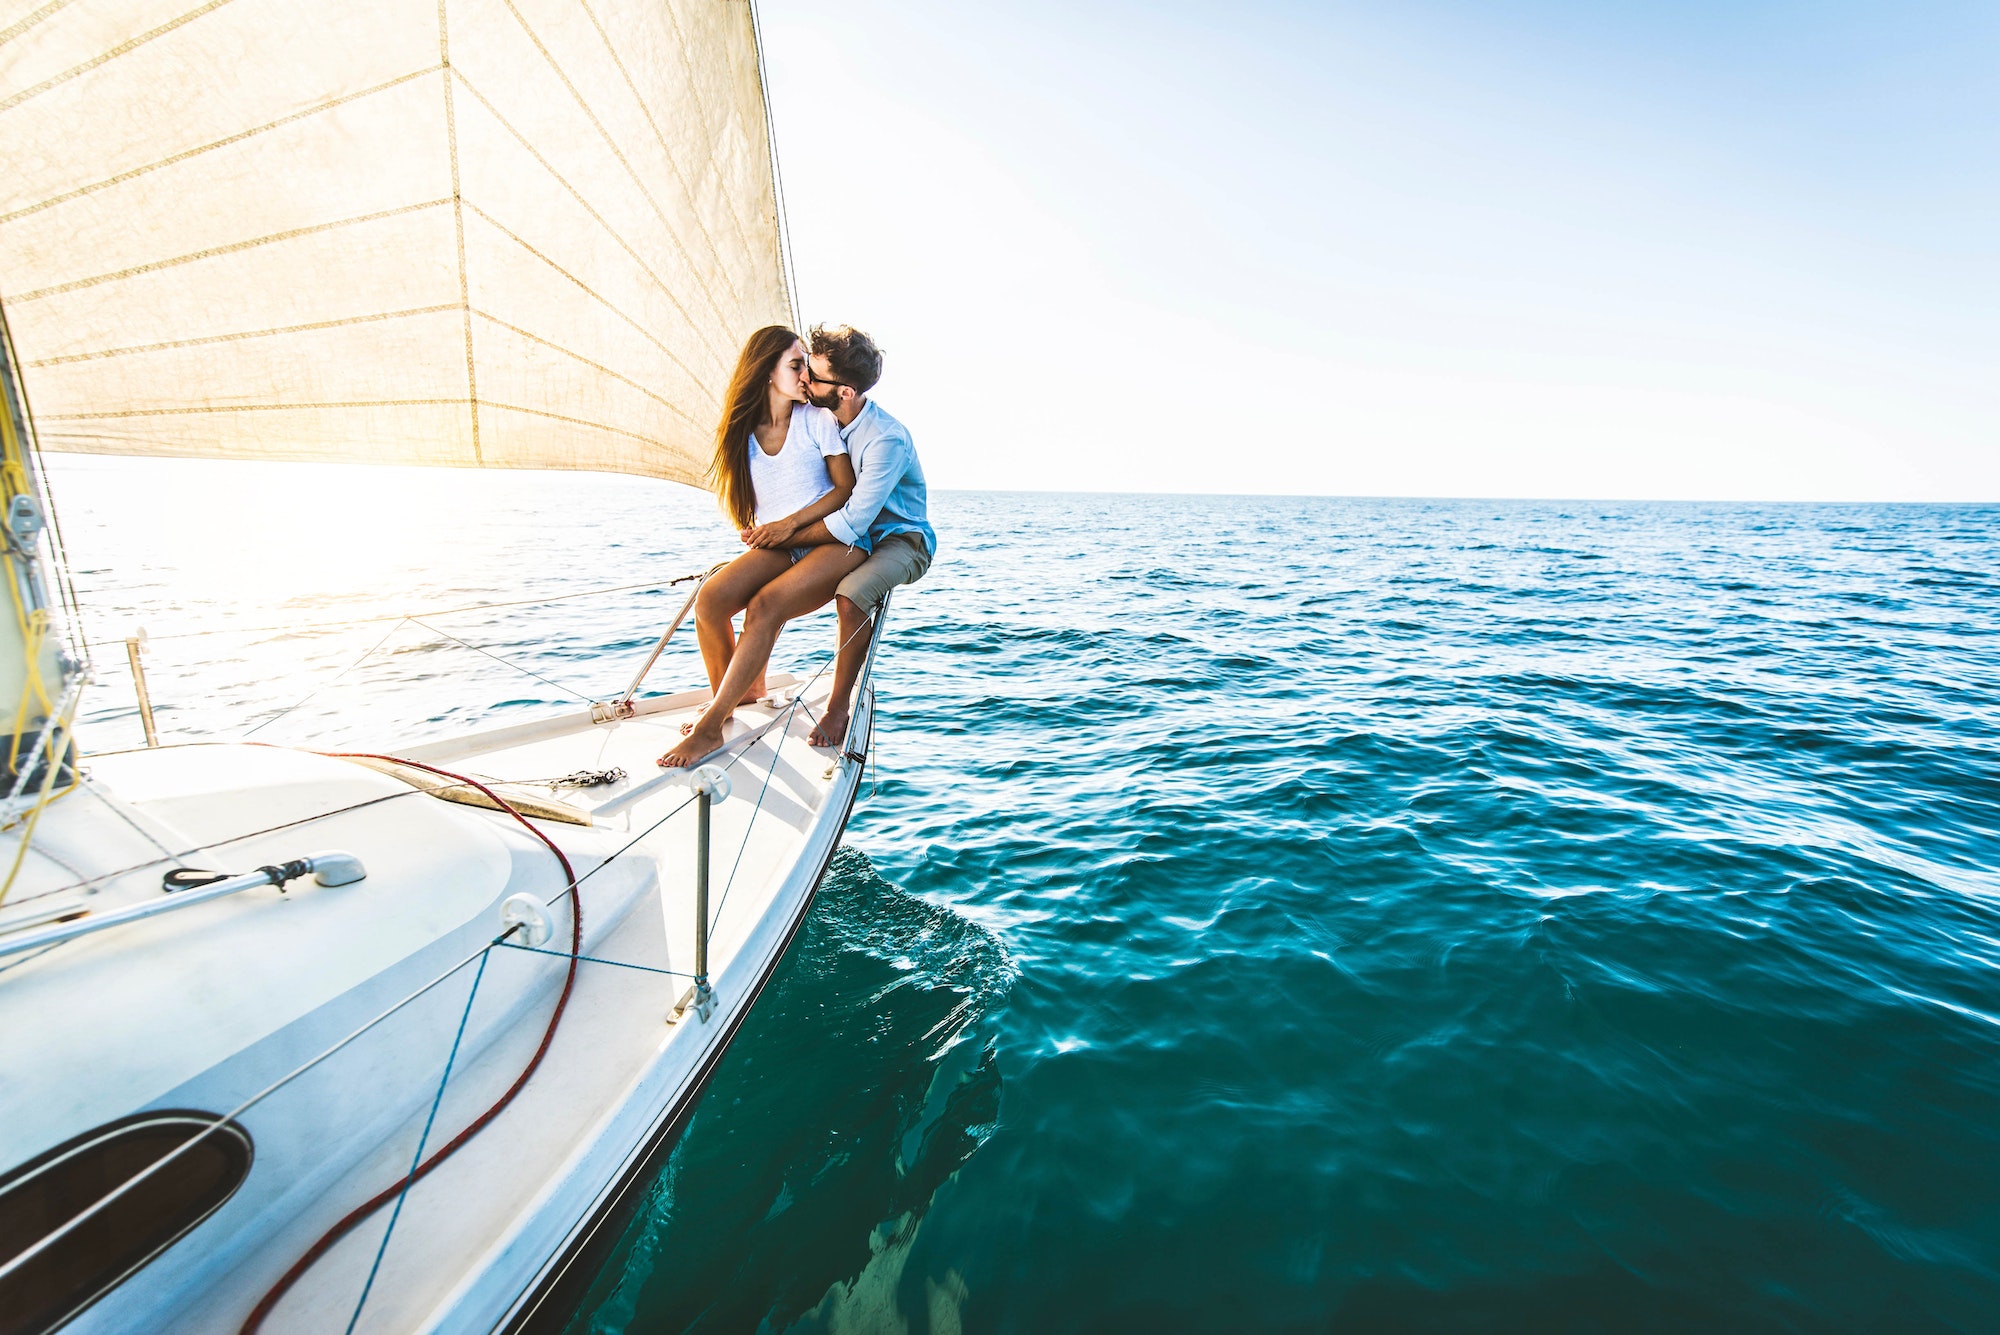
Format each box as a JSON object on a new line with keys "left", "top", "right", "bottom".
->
{"left": 47, "top": 459, "right": 2000, "bottom": 1333}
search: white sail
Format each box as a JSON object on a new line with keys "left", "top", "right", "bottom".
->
{"left": 0, "top": 0, "right": 794, "bottom": 487}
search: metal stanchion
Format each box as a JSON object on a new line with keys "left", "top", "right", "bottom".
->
{"left": 693, "top": 777, "right": 712, "bottom": 1005}
{"left": 669, "top": 764, "right": 730, "bottom": 1024}
{"left": 595, "top": 562, "right": 726, "bottom": 723}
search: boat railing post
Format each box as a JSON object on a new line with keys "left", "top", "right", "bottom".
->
{"left": 676, "top": 764, "right": 730, "bottom": 1023}
{"left": 694, "top": 783, "right": 710, "bottom": 1000}
{"left": 124, "top": 627, "right": 157, "bottom": 747}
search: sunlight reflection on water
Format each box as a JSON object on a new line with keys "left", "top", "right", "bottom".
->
{"left": 51, "top": 454, "right": 761, "bottom": 751}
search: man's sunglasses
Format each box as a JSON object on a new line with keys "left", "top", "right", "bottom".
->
{"left": 807, "top": 368, "right": 852, "bottom": 390}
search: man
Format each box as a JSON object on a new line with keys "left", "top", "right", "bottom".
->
{"left": 658, "top": 324, "right": 931, "bottom": 768}
{"left": 787, "top": 324, "right": 933, "bottom": 749}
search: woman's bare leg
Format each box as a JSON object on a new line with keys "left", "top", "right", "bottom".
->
{"left": 657, "top": 543, "right": 869, "bottom": 768}
{"left": 690, "top": 550, "right": 792, "bottom": 707}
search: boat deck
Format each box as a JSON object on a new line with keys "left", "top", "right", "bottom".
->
{"left": 1, "top": 670, "right": 869, "bottom": 1334}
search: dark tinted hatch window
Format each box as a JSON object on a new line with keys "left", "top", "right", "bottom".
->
{"left": 0, "top": 1112, "right": 252, "bottom": 1335}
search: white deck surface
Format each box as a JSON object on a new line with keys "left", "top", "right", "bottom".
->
{"left": 0, "top": 670, "right": 869, "bottom": 1333}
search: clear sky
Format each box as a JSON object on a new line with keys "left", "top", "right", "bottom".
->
{"left": 758, "top": 1, "right": 1998, "bottom": 501}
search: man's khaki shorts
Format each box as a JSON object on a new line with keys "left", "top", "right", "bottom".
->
{"left": 836, "top": 531, "right": 932, "bottom": 612}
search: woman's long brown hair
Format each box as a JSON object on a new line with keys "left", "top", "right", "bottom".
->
{"left": 710, "top": 325, "right": 801, "bottom": 529}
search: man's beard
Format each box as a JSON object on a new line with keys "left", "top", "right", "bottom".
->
{"left": 806, "top": 385, "right": 841, "bottom": 410}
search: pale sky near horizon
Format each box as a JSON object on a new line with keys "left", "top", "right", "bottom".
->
{"left": 758, "top": 1, "right": 1998, "bottom": 502}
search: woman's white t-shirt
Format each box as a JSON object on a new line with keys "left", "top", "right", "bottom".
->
{"left": 748, "top": 403, "right": 846, "bottom": 525}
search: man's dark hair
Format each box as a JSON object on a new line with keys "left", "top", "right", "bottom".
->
{"left": 809, "top": 324, "right": 884, "bottom": 394}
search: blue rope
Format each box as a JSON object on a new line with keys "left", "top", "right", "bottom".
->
{"left": 344, "top": 946, "right": 492, "bottom": 1334}
{"left": 495, "top": 939, "right": 695, "bottom": 980}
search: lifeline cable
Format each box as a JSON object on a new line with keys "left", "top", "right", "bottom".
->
{"left": 130, "top": 567, "right": 714, "bottom": 642}
{"left": 242, "top": 757, "right": 583, "bottom": 1335}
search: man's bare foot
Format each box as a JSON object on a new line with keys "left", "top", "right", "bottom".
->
{"left": 659, "top": 716, "right": 728, "bottom": 769}
{"left": 807, "top": 706, "right": 850, "bottom": 750}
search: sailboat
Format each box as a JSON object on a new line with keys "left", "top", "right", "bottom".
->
{"left": 0, "top": 2, "right": 879, "bottom": 1331}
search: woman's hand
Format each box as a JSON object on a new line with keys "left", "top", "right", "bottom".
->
{"left": 741, "top": 518, "right": 797, "bottom": 549}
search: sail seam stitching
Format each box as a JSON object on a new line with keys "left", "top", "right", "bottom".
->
{"left": 0, "top": 66, "right": 446, "bottom": 227}
{"left": 40, "top": 400, "right": 487, "bottom": 419}
{"left": 468, "top": 309, "right": 698, "bottom": 427}
{"left": 450, "top": 69, "right": 724, "bottom": 387}
{"left": 25, "top": 306, "right": 463, "bottom": 367}
{"left": 0, "top": 0, "right": 78, "bottom": 52}
{"left": 439, "top": 0, "right": 481, "bottom": 463}
{"left": 575, "top": 0, "right": 749, "bottom": 314}
{"left": 0, "top": 0, "right": 238, "bottom": 115}
{"left": 655, "top": 0, "right": 766, "bottom": 281}
{"left": 459, "top": 196, "right": 709, "bottom": 406}
{"left": 498, "top": 0, "right": 741, "bottom": 339}
{"left": 477, "top": 400, "right": 670, "bottom": 448}
{"left": 7, "top": 199, "right": 454, "bottom": 303}
{"left": 42, "top": 399, "right": 674, "bottom": 448}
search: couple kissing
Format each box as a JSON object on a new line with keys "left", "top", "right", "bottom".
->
{"left": 656, "top": 323, "right": 933, "bottom": 771}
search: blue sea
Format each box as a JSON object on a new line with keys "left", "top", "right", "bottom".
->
{"left": 53, "top": 460, "right": 2000, "bottom": 1333}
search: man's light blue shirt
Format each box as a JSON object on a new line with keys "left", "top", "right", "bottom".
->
{"left": 825, "top": 399, "right": 935, "bottom": 556}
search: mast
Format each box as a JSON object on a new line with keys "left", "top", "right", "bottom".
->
{"left": 0, "top": 295, "right": 78, "bottom": 791}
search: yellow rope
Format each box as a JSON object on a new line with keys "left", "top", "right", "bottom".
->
{"left": 0, "top": 688, "right": 81, "bottom": 908}
{"left": 1, "top": 358, "right": 67, "bottom": 771}
{"left": 0, "top": 299, "right": 82, "bottom": 910}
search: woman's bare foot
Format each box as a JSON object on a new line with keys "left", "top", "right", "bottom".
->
{"left": 658, "top": 713, "right": 729, "bottom": 769}
{"left": 807, "top": 705, "right": 850, "bottom": 750}
{"left": 678, "top": 702, "right": 718, "bottom": 737}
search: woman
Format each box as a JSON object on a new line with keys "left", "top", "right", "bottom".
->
{"left": 660, "top": 326, "right": 871, "bottom": 766}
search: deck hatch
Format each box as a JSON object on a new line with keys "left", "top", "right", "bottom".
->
{"left": 0, "top": 1111, "right": 253, "bottom": 1335}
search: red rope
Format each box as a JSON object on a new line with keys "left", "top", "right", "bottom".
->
{"left": 241, "top": 754, "right": 584, "bottom": 1334}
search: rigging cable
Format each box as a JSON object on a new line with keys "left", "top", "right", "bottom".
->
{"left": 406, "top": 617, "right": 592, "bottom": 703}
{"left": 129, "top": 566, "right": 714, "bottom": 643}
{"left": 239, "top": 617, "right": 410, "bottom": 739}
{"left": 747, "top": 0, "right": 803, "bottom": 331}
{"left": 241, "top": 757, "right": 582, "bottom": 1335}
